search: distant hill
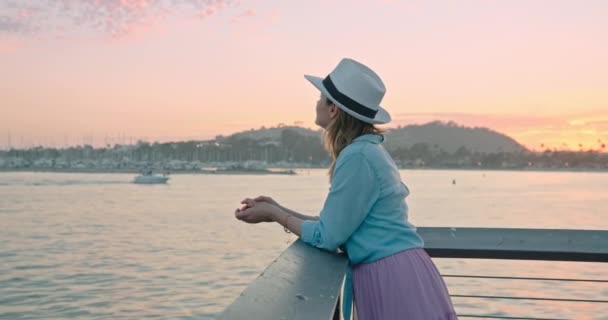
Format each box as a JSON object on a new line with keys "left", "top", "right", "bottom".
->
{"left": 222, "top": 121, "right": 527, "bottom": 154}
{"left": 384, "top": 121, "right": 527, "bottom": 154}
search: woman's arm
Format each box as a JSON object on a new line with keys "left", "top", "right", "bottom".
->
{"left": 252, "top": 196, "right": 319, "bottom": 221}
{"left": 298, "top": 154, "right": 379, "bottom": 251}
{"left": 278, "top": 206, "right": 319, "bottom": 221}
{"left": 272, "top": 209, "right": 303, "bottom": 237}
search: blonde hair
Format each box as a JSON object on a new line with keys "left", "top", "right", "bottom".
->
{"left": 323, "top": 97, "right": 383, "bottom": 179}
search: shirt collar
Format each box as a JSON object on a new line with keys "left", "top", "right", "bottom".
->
{"left": 353, "top": 133, "right": 384, "bottom": 144}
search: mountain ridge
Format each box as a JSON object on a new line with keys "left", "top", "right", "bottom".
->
{"left": 221, "top": 121, "right": 527, "bottom": 154}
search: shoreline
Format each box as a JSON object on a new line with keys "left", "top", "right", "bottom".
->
{"left": 0, "top": 167, "right": 607, "bottom": 174}
{"left": 0, "top": 167, "right": 298, "bottom": 175}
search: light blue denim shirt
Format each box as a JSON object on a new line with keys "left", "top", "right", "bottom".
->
{"left": 301, "top": 133, "right": 424, "bottom": 263}
{"left": 300, "top": 133, "right": 424, "bottom": 319}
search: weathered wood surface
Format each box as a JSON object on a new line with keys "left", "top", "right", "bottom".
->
{"left": 218, "top": 240, "right": 348, "bottom": 320}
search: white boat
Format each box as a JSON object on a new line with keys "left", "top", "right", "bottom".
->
{"left": 133, "top": 172, "right": 169, "bottom": 184}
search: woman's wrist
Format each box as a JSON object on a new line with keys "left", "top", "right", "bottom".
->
{"left": 280, "top": 210, "right": 292, "bottom": 233}
{"left": 276, "top": 204, "right": 288, "bottom": 214}
{"left": 271, "top": 208, "right": 287, "bottom": 223}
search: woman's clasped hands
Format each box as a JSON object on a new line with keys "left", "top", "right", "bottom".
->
{"left": 235, "top": 196, "right": 283, "bottom": 224}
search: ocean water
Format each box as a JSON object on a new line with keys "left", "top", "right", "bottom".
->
{"left": 0, "top": 170, "right": 607, "bottom": 319}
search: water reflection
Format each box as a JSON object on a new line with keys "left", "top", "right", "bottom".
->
{"left": 0, "top": 170, "right": 606, "bottom": 319}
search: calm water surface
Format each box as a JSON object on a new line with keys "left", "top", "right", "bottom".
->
{"left": 1, "top": 170, "right": 607, "bottom": 319}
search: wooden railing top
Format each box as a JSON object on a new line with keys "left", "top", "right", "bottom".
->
{"left": 217, "top": 240, "right": 348, "bottom": 320}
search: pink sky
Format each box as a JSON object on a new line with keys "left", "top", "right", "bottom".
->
{"left": 1, "top": 0, "right": 607, "bottom": 151}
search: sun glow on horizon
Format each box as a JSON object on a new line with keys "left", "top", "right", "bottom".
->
{"left": 392, "top": 112, "right": 608, "bottom": 153}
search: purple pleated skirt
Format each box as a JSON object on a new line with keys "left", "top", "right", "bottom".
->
{"left": 352, "top": 248, "right": 458, "bottom": 320}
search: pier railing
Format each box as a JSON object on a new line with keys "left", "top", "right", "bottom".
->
{"left": 218, "top": 228, "right": 608, "bottom": 320}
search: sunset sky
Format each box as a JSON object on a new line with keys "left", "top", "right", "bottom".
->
{"left": 1, "top": 0, "right": 607, "bottom": 151}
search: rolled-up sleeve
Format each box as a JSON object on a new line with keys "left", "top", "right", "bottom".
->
{"left": 301, "top": 153, "right": 379, "bottom": 251}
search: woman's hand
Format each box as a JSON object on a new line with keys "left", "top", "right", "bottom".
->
{"left": 235, "top": 199, "right": 281, "bottom": 224}
{"left": 254, "top": 195, "right": 280, "bottom": 208}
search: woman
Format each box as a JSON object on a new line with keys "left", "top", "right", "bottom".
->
{"left": 235, "top": 58, "right": 457, "bottom": 320}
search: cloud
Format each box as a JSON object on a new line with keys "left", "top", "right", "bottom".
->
{"left": 229, "top": 8, "right": 255, "bottom": 24}
{"left": 0, "top": 16, "right": 31, "bottom": 34}
{"left": 0, "top": 0, "right": 243, "bottom": 39}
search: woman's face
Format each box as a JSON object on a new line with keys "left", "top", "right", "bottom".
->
{"left": 315, "top": 94, "right": 337, "bottom": 129}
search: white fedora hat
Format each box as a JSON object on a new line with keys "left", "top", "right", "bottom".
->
{"left": 305, "top": 58, "right": 391, "bottom": 125}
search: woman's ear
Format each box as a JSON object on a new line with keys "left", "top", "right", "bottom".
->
{"left": 328, "top": 104, "right": 339, "bottom": 119}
